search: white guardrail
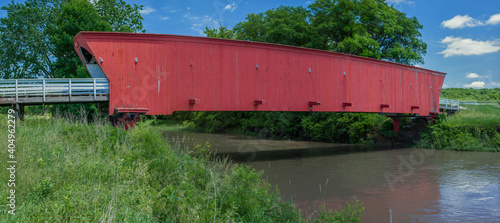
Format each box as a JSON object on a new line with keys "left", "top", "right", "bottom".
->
{"left": 0, "top": 78, "right": 109, "bottom": 102}
{"left": 439, "top": 98, "right": 460, "bottom": 111}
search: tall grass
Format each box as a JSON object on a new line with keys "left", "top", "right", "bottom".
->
{"left": 0, "top": 112, "right": 362, "bottom": 222}
{"left": 446, "top": 105, "right": 500, "bottom": 129}
{"left": 417, "top": 105, "right": 500, "bottom": 152}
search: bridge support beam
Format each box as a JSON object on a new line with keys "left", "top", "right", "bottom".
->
{"left": 12, "top": 104, "right": 25, "bottom": 121}
{"left": 97, "top": 102, "right": 109, "bottom": 116}
{"left": 109, "top": 108, "right": 149, "bottom": 130}
{"left": 109, "top": 113, "right": 141, "bottom": 130}
{"left": 391, "top": 117, "right": 400, "bottom": 133}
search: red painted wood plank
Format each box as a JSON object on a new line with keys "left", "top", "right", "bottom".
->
{"left": 73, "top": 32, "right": 446, "bottom": 117}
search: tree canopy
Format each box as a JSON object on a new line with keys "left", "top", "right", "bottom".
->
{"left": 204, "top": 23, "right": 234, "bottom": 39}
{"left": 207, "top": 0, "right": 427, "bottom": 65}
{"left": 232, "top": 6, "right": 315, "bottom": 47}
{"left": 0, "top": 0, "right": 144, "bottom": 79}
{"left": 309, "top": 0, "right": 426, "bottom": 65}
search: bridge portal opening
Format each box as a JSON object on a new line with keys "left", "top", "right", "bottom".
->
{"left": 79, "top": 47, "right": 107, "bottom": 79}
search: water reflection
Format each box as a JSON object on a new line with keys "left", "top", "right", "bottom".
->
{"left": 162, "top": 130, "right": 500, "bottom": 222}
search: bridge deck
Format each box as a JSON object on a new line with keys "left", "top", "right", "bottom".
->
{"left": 0, "top": 78, "right": 109, "bottom": 106}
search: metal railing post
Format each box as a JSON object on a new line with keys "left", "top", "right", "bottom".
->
{"left": 15, "top": 80, "right": 18, "bottom": 103}
{"left": 42, "top": 79, "right": 46, "bottom": 102}
{"left": 69, "top": 79, "right": 72, "bottom": 102}
{"left": 93, "top": 79, "right": 96, "bottom": 101}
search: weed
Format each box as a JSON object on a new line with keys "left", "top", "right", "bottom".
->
{"left": 0, "top": 113, "right": 362, "bottom": 222}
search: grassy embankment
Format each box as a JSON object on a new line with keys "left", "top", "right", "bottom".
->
{"left": 417, "top": 104, "right": 500, "bottom": 152}
{"left": 0, "top": 112, "right": 362, "bottom": 222}
{"left": 416, "top": 88, "right": 500, "bottom": 152}
{"left": 440, "top": 88, "right": 500, "bottom": 103}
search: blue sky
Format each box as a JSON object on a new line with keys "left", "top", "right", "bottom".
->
{"left": 1, "top": 0, "right": 499, "bottom": 88}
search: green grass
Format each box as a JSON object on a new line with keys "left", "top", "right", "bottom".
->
{"left": 417, "top": 105, "right": 500, "bottom": 152}
{"left": 440, "top": 88, "right": 500, "bottom": 102}
{"left": 0, "top": 113, "right": 363, "bottom": 222}
{"left": 447, "top": 105, "right": 500, "bottom": 129}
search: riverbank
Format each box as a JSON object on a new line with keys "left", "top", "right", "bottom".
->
{"left": 417, "top": 105, "right": 500, "bottom": 152}
{"left": 0, "top": 114, "right": 362, "bottom": 222}
{"left": 161, "top": 102, "right": 499, "bottom": 152}
{"left": 162, "top": 111, "right": 403, "bottom": 145}
{"left": 145, "top": 127, "right": 500, "bottom": 222}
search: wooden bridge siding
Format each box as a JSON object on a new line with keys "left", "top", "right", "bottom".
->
{"left": 74, "top": 32, "right": 445, "bottom": 116}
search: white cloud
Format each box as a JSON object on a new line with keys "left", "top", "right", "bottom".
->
{"left": 385, "top": 0, "right": 415, "bottom": 6}
{"left": 224, "top": 3, "right": 237, "bottom": 12}
{"left": 491, "top": 82, "right": 500, "bottom": 87}
{"left": 184, "top": 10, "right": 219, "bottom": 35}
{"left": 486, "top": 13, "right": 500, "bottom": 25}
{"left": 441, "top": 15, "right": 482, "bottom": 29}
{"left": 442, "top": 13, "right": 500, "bottom": 29}
{"left": 160, "top": 16, "right": 170, "bottom": 21}
{"left": 168, "top": 10, "right": 178, "bottom": 13}
{"left": 386, "top": 0, "right": 405, "bottom": 3}
{"left": 464, "top": 81, "right": 486, "bottom": 88}
{"left": 439, "top": 36, "right": 500, "bottom": 57}
{"left": 466, "top": 73, "right": 482, "bottom": 78}
{"left": 140, "top": 6, "right": 155, "bottom": 15}
{"left": 442, "top": 84, "right": 448, "bottom": 88}
{"left": 305, "top": 1, "right": 313, "bottom": 5}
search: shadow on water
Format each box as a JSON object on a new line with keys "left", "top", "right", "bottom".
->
{"left": 161, "top": 128, "right": 399, "bottom": 162}
{"left": 217, "top": 144, "right": 401, "bottom": 162}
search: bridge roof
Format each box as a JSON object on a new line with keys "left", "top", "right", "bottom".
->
{"left": 74, "top": 31, "right": 445, "bottom": 77}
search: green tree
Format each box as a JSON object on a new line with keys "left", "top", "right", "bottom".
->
{"left": 309, "top": 0, "right": 426, "bottom": 65}
{"left": 232, "top": 0, "right": 426, "bottom": 65}
{"left": 0, "top": 0, "right": 144, "bottom": 79}
{"left": 204, "top": 23, "right": 235, "bottom": 39}
{"left": 0, "top": 0, "right": 62, "bottom": 78}
{"left": 93, "top": 0, "right": 144, "bottom": 33}
{"left": 233, "top": 6, "right": 315, "bottom": 47}
{"left": 49, "top": 0, "right": 112, "bottom": 78}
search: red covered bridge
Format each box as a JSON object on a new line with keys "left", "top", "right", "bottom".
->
{"left": 1, "top": 31, "right": 447, "bottom": 131}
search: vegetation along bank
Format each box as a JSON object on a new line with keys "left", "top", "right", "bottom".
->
{"left": 162, "top": 88, "right": 500, "bottom": 152}
{"left": 0, "top": 114, "right": 363, "bottom": 222}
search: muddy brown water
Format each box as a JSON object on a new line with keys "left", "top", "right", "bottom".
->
{"left": 163, "top": 130, "right": 500, "bottom": 223}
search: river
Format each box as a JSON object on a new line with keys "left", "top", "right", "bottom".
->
{"left": 162, "top": 130, "right": 500, "bottom": 223}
